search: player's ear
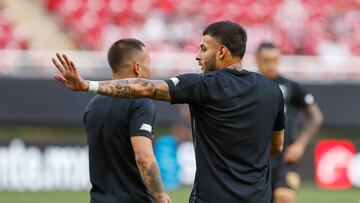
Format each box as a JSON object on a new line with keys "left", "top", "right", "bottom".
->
{"left": 218, "top": 45, "right": 227, "bottom": 60}
{"left": 134, "top": 63, "right": 142, "bottom": 78}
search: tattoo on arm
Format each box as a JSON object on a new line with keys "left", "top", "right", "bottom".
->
{"left": 135, "top": 153, "right": 164, "bottom": 197}
{"left": 115, "top": 80, "right": 130, "bottom": 97}
{"left": 98, "top": 79, "right": 171, "bottom": 101}
{"left": 144, "top": 162, "right": 163, "bottom": 194}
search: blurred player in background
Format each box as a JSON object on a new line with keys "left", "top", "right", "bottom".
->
{"left": 256, "top": 42, "right": 324, "bottom": 203}
{"left": 53, "top": 39, "right": 171, "bottom": 203}
{"left": 52, "top": 21, "right": 285, "bottom": 203}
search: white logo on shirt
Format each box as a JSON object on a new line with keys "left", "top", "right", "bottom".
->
{"left": 140, "top": 123, "right": 152, "bottom": 133}
{"left": 170, "top": 77, "right": 180, "bottom": 86}
{"left": 305, "top": 94, "right": 315, "bottom": 105}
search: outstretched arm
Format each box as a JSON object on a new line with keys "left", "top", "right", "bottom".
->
{"left": 52, "top": 53, "right": 171, "bottom": 102}
{"left": 97, "top": 79, "right": 171, "bottom": 101}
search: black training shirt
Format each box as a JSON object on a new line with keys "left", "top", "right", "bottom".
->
{"left": 84, "top": 96, "right": 156, "bottom": 203}
{"left": 165, "top": 68, "right": 285, "bottom": 203}
{"left": 274, "top": 76, "right": 314, "bottom": 147}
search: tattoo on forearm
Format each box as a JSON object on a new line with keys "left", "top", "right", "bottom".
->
{"left": 135, "top": 154, "right": 163, "bottom": 196}
{"left": 115, "top": 80, "right": 130, "bottom": 98}
{"left": 145, "top": 162, "right": 163, "bottom": 194}
{"left": 98, "top": 79, "right": 170, "bottom": 101}
{"left": 97, "top": 81, "right": 115, "bottom": 96}
{"left": 152, "top": 81, "right": 171, "bottom": 101}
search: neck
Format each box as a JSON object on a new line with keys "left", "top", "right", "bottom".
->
{"left": 262, "top": 72, "right": 279, "bottom": 80}
{"left": 112, "top": 71, "right": 135, "bottom": 80}
{"left": 225, "top": 63, "right": 242, "bottom": 71}
{"left": 220, "top": 58, "right": 243, "bottom": 71}
{"left": 269, "top": 74, "right": 280, "bottom": 80}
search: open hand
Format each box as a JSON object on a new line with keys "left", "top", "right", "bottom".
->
{"left": 52, "top": 53, "right": 89, "bottom": 91}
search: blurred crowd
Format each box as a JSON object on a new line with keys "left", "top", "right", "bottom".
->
{"left": 0, "top": 1, "right": 28, "bottom": 49}
{"left": 1, "top": 0, "right": 359, "bottom": 57}
{"left": 42, "top": 0, "right": 360, "bottom": 56}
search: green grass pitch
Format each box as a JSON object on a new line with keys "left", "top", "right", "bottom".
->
{"left": 0, "top": 184, "right": 359, "bottom": 203}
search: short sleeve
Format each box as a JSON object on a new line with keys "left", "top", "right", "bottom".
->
{"left": 83, "top": 97, "right": 96, "bottom": 125}
{"left": 274, "top": 90, "right": 285, "bottom": 131}
{"left": 164, "top": 73, "right": 206, "bottom": 104}
{"left": 291, "top": 82, "right": 315, "bottom": 109}
{"left": 129, "top": 99, "right": 156, "bottom": 139}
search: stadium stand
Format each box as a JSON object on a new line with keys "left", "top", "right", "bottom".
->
{"left": 42, "top": 0, "right": 359, "bottom": 55}
{"left": 0, "top": 12, "right": 28, "bottom": 49}
{"left": 4, "top": 0, "right": 77, "bottom": 50}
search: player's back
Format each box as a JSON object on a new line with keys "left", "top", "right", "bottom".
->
{"left": 189, "top": 68, "right": 284, "bottom": 203}
{"left": 83, "top": 96, "right": 154, "bottom": 203}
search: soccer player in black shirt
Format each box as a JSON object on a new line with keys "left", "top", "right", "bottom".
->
{"left": 53, "top": 39, "right": 171, "bottom": 203}
{"left": 255, "top": 42, "right": 323, "bottom": 203}
{"left": 52, "top": 21, "right": 284, "bottom": 203}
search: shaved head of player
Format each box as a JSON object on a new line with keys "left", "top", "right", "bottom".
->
{"left": 107, "top": 39, "right": 152, "bottom": 80}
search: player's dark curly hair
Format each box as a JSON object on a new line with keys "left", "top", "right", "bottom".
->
{"left": 203, "top": 21, "right": 247, "bottom": 58}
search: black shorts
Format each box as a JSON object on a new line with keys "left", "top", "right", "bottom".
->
{"left": 271, "top": 156, "right": 301, "bottom": 192}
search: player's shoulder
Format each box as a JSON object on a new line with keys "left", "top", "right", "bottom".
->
{"left": 87, "top": 95, "right": 113, "bottom": 106}
{"left": 85, "top": 95, "right": 109, "bottom": 113}
{"left": 248, "top": 70, "right": 280, "bottom": 87}
{"left": 85, "top": 95, "right": 129, "bottom": 113}
{"left": 130, "top": 99, "right": 155, "bottom": 111}
{"left": 170, "top": 73, "right": 203, "bottom": 87}
{"left": 277, "top": 76, "right": 309, "bottom": 94}
{"left": 176, "top": 73, "right": 203, "bottom": 81}
{"left": 85, "top": 95, "right": 104, "bottom": 110}
{"left": 247, "top": 70, "right": 268, "bottom": 79}
{"left": 276, "top": 75, "right": 300, "bottom": 86}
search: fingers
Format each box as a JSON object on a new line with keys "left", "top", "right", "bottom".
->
{"left": 56, "top": 53, "right": 69, "bottom": 71}
{"left": 52, "top": 57, "right": 64, "bottom": 73}
{"left": 53, "top": 52, "right": 78, "bottom": 74}
{"left": 62, "top": 54, "right": 75, "bottom": 71}
{"left": 54, "top": 74, "right": 66, "bottom": 84}
{"left": 70, "top": 60, "right": 77, "bottom": 72}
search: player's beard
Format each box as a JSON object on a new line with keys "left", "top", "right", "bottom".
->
{"left": 203, "top": 53, "right": 217, "bottom": 73}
